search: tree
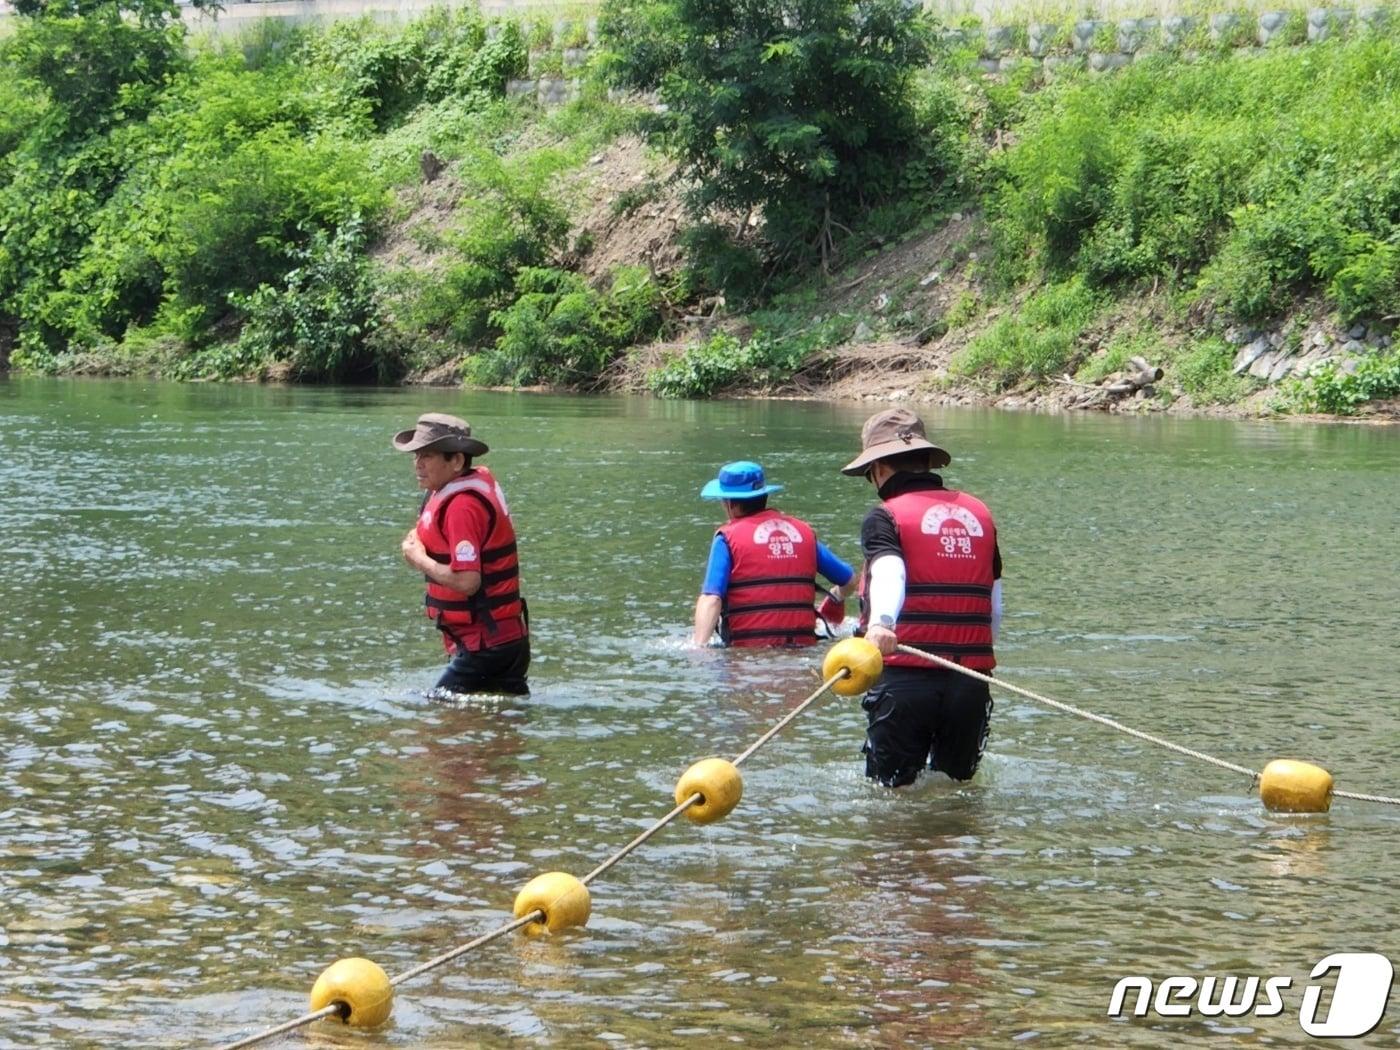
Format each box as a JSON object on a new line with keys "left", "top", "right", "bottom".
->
{"left": 601, "top": 0, "right": 934, "bottom": 271}
{"left": 0, "top": 0, "right": 221, "bottom": 363}
{"left": 5, "top": 0, "right": 219, "bottom": 134}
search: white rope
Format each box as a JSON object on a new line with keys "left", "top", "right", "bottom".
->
{"left": 894, "top": 644, "right": 1257, "bottom": 778}
{"left": 216, "top": 667, "right": 853, "bottom": 1048}
{"left": 1334, "top": 788, "right": 1400, "bottom": 806}
{"left": 894, "top": 644, "right": 1400, "bottom": 806}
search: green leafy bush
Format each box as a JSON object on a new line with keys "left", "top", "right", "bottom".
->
{"left": 1, "top": 2, "right": 539, "bottom": 375}
{"left": 1173, "top": 336, "right": 1250, "bottom": 404}
{"left": 991, "top": 33, "right": 1400, "bottom": 332}
{"left": 4, "top": 2, "right": 190, "bottom": 136}
{"left": 951, "top": 276, "right": 1101, "bottom": 386}
{"left": 301, "top": 9, "right": 523, "bottom": 127}
{"left": 462, "top": 21, "right": 527, "bottom": 96}
{"left": 1294, "top": 351, "right": 1400, "bottom": 413}
{"left": 1319, "top": 232, "right": 1400, "bottom": 323}
{"left": 468, "top": 264, "right": 663, "bottom": 386}
{"left": 677, "top": 223, "right": 767, "bottom": 305}
{"left": 411, "top": 160, "right": 571, "bottom": 347}
{"left": 213, "top": 216, "right": 391, "bottom": 382}
{"left": 646, "top": 323, "right": 831, "bottom": 398}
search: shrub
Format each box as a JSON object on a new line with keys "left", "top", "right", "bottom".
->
{"left": 992, "top": 32, "right": 1400, "bottom": 334}
{"left": 461, "top": 21, "right": 527, "bottom": 97}
{"left": 677, "top": 223, "right": 767, "bottom": 306}
{"left": 411, "top": 164, "right": 571, "bottom": 347}
{"left": 1294, "top": 351, "right": 1400, "bottom": 413}
{"left": 646, "top": 322, "right": 833, "bottom": 398}
{"left": 602, "top": 0, "right": 937, "bottom": 269}
{"left": 469, "top": 264, "right": 663, "bottom": 386}
{"left": 4, "top": 0, "right": 193, "bottom": 136}
{"left": 300, "top": 8, "right": 522, "bottom": 126}
{"left": 951, "top": 276, "right": 1101, "bottom": 387}
{"left": 1173, "top": 336, "right": 1250, "bottom": 404}
{"left": 215, "top": 216, "right": 391, "bottom": 382}
{"left": 1319, "top": 232, "right": 1400, "bottom": 323}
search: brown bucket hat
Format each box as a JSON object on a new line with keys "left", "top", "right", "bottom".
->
{"left": 392, "top": 413, "right": 489, "bottom": 456}
{"left": 841, "top": 408, "right": 951, "bottom": 476}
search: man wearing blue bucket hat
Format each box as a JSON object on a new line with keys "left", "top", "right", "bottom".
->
{"left": 692, "top": 461, "right": 857, "bottom": 647}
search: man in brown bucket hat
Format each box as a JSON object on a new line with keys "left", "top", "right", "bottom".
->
{"left": 394, "top": 413, "right": 529, "bottom": 695}
{"left": 842, "top": 408, "right": 1003, "bottom": 787}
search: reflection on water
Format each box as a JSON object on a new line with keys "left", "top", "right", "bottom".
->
{"left": 1, "top": 379, "right": 1398, "bottom": 1047}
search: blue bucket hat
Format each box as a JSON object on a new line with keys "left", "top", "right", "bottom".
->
{"left": 700, "top": 461, "right": 784, "bottom": 501}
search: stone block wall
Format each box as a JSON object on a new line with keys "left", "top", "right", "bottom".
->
{"left": 14, "top": 0, "right": 1379, "bottom": 104}
{"left": 497, "top": 15, "right": 599, "bottom": 107}
{"left": 513, "top": 3, "right": 1397, "bottom": 103}
{"left": 953, "top": 4, "right": 1393, "bottom": 77}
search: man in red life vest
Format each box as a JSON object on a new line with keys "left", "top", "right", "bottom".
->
{"left": 692, "top": 460, "right": 858, "bottom": 648}
{"left": 841, "top": 409, "right": 1003, "bottom": 786}
{"left": 395, "top": 413, "right": 529, "bottom": 695}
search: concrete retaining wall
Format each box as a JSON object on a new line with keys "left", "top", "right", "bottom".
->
{"left": 961, "top": 5, "right": 1390, "bottom": 76}
{"left": 2, "top": 0, "right": 1394, "bottom": 88}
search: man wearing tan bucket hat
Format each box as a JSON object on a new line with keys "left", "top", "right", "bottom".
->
{"left": 842, "top": 408, "right": 1002, "bottom": 787}
{"left": 394, "top": 413, "right": 529, "bottom": 695}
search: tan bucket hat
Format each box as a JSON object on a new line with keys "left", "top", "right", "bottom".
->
{"left": 840, "top": 408, "right": 950, "bottom": 476}
{"left": 392, "top": 413, "right": 489, "bottom": 456}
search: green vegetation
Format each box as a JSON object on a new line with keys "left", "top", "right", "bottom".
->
{"left": 3, "top": 0, "right": 1400, "bottom": 415}
{"left": 0, "top": 0, "right": 639, "bottom": 382}
{"left": 951, "top": 276, "right": 1101, "bottom": 386}
{"left": 935, "top": 30, "right": 1400, "bottom": 410}
{"left": 647, "top": 314, "right": 849, "bottom": 397}
{"left": 470, "top": 264, "right": 664, "bottom": 386}
{"left": 1287, "top": 351, "right": 1400, "bottom": 413}
{"left": 600, "top": 0, "right": 949, "bottom": 273}
{"left": 991, "top": 38, "right": 1400, "bottom": 325}
{"left": 208, "top": 217, "right": 387, "bottom": 382}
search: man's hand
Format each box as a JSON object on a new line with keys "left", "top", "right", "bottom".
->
{"left": 865, "top": 623, "right": 898, "bottom": 655}
{"left": 401, "top": 529, "right": 427, "bottom": 570}
{"left": 817, "top": 591, "right": 846, "bottom": 630}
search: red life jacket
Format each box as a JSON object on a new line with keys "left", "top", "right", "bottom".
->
{"left": 417, "top": 466, "right": 525, "bottom": 652}
{"left": 717, "top": 509, "right": 819, "bottom": 648}
{"left": 861, "top": 488, "right": 997, "bottom": 670}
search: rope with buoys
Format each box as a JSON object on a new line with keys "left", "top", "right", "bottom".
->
{"left": 216, "top": 646, "right": 881, "bottom": 1050}
{"left": 892, "top": 643, "right": 1400, "bottom": 812}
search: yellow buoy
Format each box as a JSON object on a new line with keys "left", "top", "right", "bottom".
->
{"left": 308, "top": 957, "right": 393, "bottom": 1027}
{"left": 675, "top": 757, "right": 743, "bottom": 824}
{"left": 513, "top": 871, "right": 591, "bottom": 936}
{"left": 821, "top": 637, "right": 884, "bottom": 695}
{"left": 1259, "top": 759, "right": 1334, "bottom": 814}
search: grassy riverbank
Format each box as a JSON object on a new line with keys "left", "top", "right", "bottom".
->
{"left": 3, "top": 1, "right": 1400, "bottom": 416}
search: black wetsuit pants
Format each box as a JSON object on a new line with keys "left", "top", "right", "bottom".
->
{"left": 860, "top": 666, "right": 993, "bottom": 787}
{"left": 434, "top": 637, "right": 531, "bottom": 696}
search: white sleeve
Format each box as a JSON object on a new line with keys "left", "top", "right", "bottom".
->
{"left": 991, "top": 579, "right": 1003, "bottom": 641}
{"left": 867, "top": 554, "right": 906, "bottom": 624}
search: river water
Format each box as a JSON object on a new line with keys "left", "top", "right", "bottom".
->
{"left": 1, "top": 379, "right": 1398, "bottom": 1048}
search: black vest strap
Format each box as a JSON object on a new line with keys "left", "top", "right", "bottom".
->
{"left": 483, "top": 540, "right": 517, "bottom": 561}
{"left": 905, "top": 583, "right": 992, "bottom": 598}
{"left": 724, "top": 600, "right": 816, "bottom": 616}
{"left": 727, "top": 574, "right": 814, "bottom": 589}
{"left": 898, "top": 611, "right": 993, "bottom": 626}
{"left": 726, "top": 628, "right": 816, "bottom": 643}
{"left": 898, "top": 641, "right": 995, "bottom": 659}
